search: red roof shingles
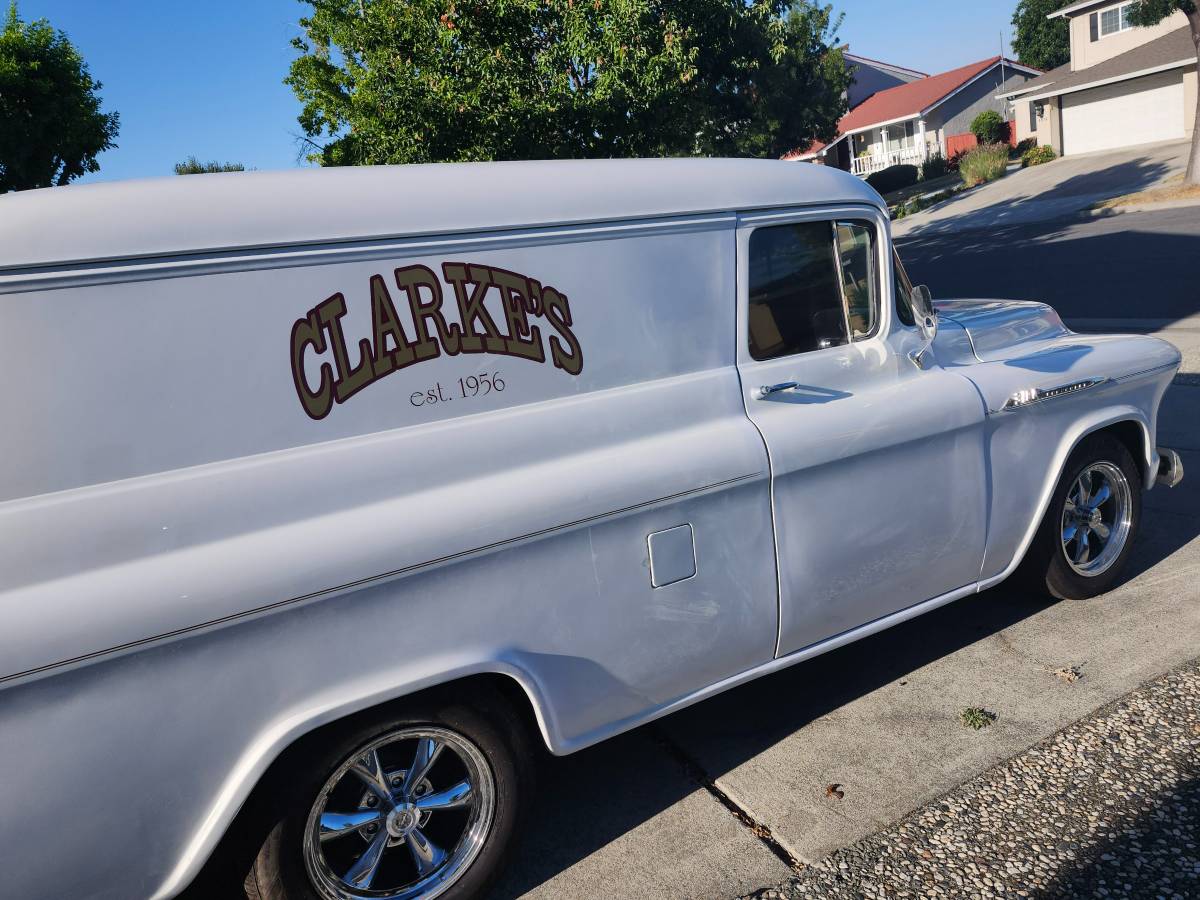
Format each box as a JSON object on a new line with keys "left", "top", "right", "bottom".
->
{"left": 837, "top": 56, "right": 1003, "bottom": 133}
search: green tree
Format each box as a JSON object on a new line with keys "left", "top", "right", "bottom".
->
{"left": 1011, "top": 0, "right": 1071, "bottom": 71}
{"left": 1126, "top": 0, "right": 1199, "bottom": 184}
{"left": 173, "top": 156, "right": 246, "bottom": 174}
{"left": 0, "top": 2, "right": 119, "bottom": 191}
{"left": 286, "top": 0, "right": 849, "bottom": 165}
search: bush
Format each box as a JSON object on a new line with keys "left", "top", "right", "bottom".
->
{"left": 920, "top": 154, "right": 949, "bottom": 181}
{"left": 1021, "top": 144, "right": 1057, "bottom": 168}
{"left": 1013, "top": 137, "right": 1037, "bottom": 158}
{"left": 970, "top": 110, "right": 1009, "bottom": 146}
{"left": 865, "top": 163, "right": 919, "bottom": 195}
{"left": 958, "top": 143, "right": 1009, "bottom": 187}
{"left": 946, "top": 149, "right": 969, "bottom": 173}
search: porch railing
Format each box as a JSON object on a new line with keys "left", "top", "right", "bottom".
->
{"left": 850, "top": 145, "right": 926, "bottom": 177}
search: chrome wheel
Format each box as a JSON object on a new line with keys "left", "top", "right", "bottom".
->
{"left": 1060, "top": 461, "right": 1132, "bottom": 577}
{"left": 303, "top": 726, "right": 495, "bottom": 900}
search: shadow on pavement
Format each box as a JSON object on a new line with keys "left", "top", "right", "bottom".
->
{"left": 897, "top": 154, "right": 1174, "bottom": 240}
{"left": 488, "top": 588, "right": 1053, "bottom": 896}
{"left": 1039, "top": 775, "right": 1200, "bottom": 899}
{"left": 898, "top": 216, "right": 1200, "bottom": 325}
{"left": 490, "top": 487, "right": 1200, "bottom": 899}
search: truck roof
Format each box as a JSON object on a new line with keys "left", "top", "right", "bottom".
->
{"left": 0, "top": 158, "right": 883, "bottom": 271}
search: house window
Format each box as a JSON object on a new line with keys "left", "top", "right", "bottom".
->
{"left": 1028, "top": 101, "right": 1038, "bottom": 133}
{"left": 1099, "top": 2, "right": 1134, "bottom": 37}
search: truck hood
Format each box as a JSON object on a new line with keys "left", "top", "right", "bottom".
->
{"left": 930, "top": 298, "right": 1181, "bottom": 415}
{"left": 933, "top": 299, "right": 1070, "bottom": 362}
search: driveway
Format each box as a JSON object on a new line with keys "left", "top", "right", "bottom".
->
{"left": 892, "top": 139, "right": 1191, "bottom": 238}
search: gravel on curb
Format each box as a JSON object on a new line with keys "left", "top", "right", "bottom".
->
{"left": 740, "top": 659, "right": 1200, "bottom": 900}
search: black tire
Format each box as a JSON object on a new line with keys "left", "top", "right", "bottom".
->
{"left": 246, "top": 690, "right": 533, "bottom": 900}
{"left": 1016, "top": 432, "right": 1142, "bottom": 601}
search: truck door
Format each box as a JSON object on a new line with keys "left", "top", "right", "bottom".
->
{"left": 734, "top": 206, "right": 988, "bottom": 657}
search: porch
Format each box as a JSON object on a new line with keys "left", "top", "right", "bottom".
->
{"left": 851, "top": 145, "right": 927, "bottom": 176}
{"left": 848, "top": 118, "right": 938, "bottom": 178}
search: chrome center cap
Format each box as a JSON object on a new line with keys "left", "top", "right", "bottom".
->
{"left": 1087, "top": 507, "right": 1102, "bottom": 527}
{"left": 386, "top": 803, "right": 418, "bottom": 838}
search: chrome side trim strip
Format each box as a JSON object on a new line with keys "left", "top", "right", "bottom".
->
{"left": 992, "top": 377, "right": 1108, "bottom": 415}
{"left": 1114, "top": 360, "right": 1182, "bottom": 384}
{"left": 0, "top": 472, "right": 762, "bottom": 687}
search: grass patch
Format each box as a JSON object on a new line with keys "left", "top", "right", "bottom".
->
{"left": 1093, "top": 175, "right": 1200, "bottom": 210}
{"left": 959, "top": 707, "right": 998, "bottom": 730}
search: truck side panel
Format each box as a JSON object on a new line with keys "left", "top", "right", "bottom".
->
{"left": 0, "top": 218, "right": 778, "bottom": 899}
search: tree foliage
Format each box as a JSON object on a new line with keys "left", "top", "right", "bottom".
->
{"left": 0, "top": 2, "right": 119, "bottom": 191}
{"left": 173, "top": 156, "right": 246, "bottom": 174}
{"left": 1011, "top": 0, "right": 1070, "bottom": 71}
{"left": 286, "top": 0, "right": 850, "bottom": 165}
{"left": 1125, "top": 0, "right": 1200, "bottom": 184}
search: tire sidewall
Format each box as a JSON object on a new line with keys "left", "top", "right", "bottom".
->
{"left": 251, "top": 698, "right": 530, "bottom": 900}
{"left": 1043, "top": 434, "right": 1142, "bottom": 600}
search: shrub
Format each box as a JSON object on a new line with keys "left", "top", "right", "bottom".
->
{"left": 865, "top": 163, "right": 919, "bottom": 195}
{"left": 970, "top": 110, "right": 1010, "bottom": 146}
{"left": 1021, "top": 144, "right": 1057, "bottom": 168}
{"left": 920, "top": 154, "right": 949, "bottom": 181}
{"left": 958, "top": 143, "right": 1009, "bottom": 187}
{"left": 945, "top": 149, "right": 969, "bottom": 173}
{"left": 1013, "top": 137, "right": 1037, "bottom": 158}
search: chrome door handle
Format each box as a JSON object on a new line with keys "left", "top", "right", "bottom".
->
{"left": 755, "top": 382, "right": 799, "bottom": 399}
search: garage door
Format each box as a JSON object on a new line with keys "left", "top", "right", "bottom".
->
{"left": 1061, "top": 69, "right": 1185, "bottom": 156}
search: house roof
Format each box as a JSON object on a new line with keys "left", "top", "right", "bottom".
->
{"left": 842, "top": 51, "right": 928, "bottom": 81}
{"left": 1047, "top": 0, "right": 1118, "bottom": 20}
{"left": 999, "top": 24, "right": 1194, "bottom": 103}
{"left": 837, "top": 56, "right": 1035, "bottom": 134}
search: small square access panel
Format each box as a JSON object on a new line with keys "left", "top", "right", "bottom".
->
{"left": 647, "top": 524, "right": 697, "bottom": 588}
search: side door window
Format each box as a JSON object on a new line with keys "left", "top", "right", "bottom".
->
{"left": 747, "top": 220, "right": 878, "bottom": 361}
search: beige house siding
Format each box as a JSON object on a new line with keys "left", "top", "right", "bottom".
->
{"left": 1014, "top": 100, "right": 1046, "bottom": 145}
{"left": 1186, "top": 68, "right": 1198, "bottom": 135}
{"left": 1047, "top": 97, "right": 1064, "bottom": 154}
{"left": 1069, "top": 5, "right": 1188, "bottom": 71}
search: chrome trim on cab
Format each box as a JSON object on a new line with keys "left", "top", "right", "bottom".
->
{"left": 993, "top": 377, "right": 1108, "bottom": 414}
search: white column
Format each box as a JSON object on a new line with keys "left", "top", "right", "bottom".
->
{"left": 917, "top": 119, "right": 928, "bottom": 161}
{"left": 880, "top": 127, "right": 889, "bottom": 169}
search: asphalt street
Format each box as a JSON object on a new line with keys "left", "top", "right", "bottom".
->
{"left": 896, "top": 206, "right": 1200, "bottom": 324}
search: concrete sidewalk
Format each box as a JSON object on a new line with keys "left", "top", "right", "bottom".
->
{"left": 893, "top": 140, "right": 1189, "bottom": 238}
{"left": 491, "top": 382, "right": 1200, "bottom": 899}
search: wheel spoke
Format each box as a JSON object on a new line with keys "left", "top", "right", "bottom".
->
{"left": 1077, "top": 473, "right": 1093, "bottom": 506}
{"left": 344, "top": 828, "right": 390, "bottom": 888}
{"left": 1091, "top": 521, "right": 1110, "bottom": 543}
{"left": 405, "top": 828, "right": 447, "bottom": 876}
{"left": 1091, "top": 482, "right": 1111, "bottom": 507}
{"left": 404, "top": 738, "right": 444, "bottom": 796}
{"left": 1062, "top": 522, "right": 1078, "bottom": 542}
{"left": 320, "top": 809, "right": 383, "bottom": 842}
{"left": 349, "top": 749, "right": 393, "bottom": 802}
{"left": 414, "top": 779, "right": 472, "bottom": 812}
{"left": 1073, "top": 529, "right": 1091, "bottom": 564}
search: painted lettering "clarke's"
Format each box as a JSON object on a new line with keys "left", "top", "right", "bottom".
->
{"left": 290, "top": 262, "right": 583, "bottom": 420}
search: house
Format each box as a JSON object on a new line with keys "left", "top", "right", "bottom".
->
{"left": 843, "top": 51, "right": 928, "bottom": 108}
{"left": 999, "top": 2, "right": 1196, "bottom": 156}
{"left": 788, "top": 56, "right": 1041, "bottom": 176}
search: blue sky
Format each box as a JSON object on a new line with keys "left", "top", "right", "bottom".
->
{"left": 20, "top": 1, "right": 1021, "bottom": 183}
